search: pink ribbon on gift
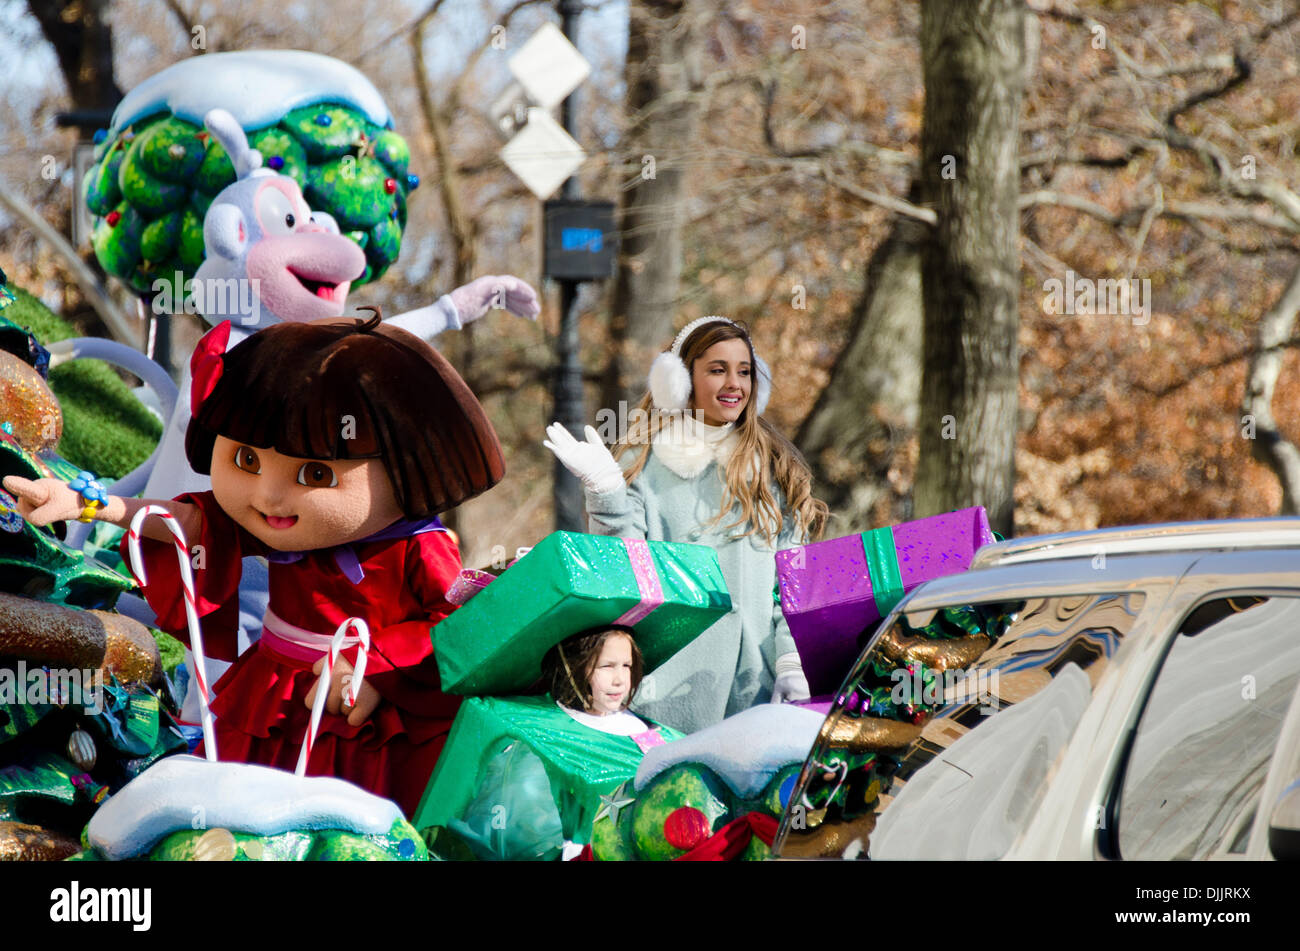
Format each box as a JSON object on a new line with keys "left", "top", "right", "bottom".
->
{"left": 445, "top": 569, "right": 497, "bottom": 606}
{"left": 631, "top": 727, "right": 667, "bottom": 753}
{"left": 613, "top": 537, "right": 665, "bottom": 627}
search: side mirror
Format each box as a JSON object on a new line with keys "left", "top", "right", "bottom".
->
{"left": 1269, "top": 779, "right": 1300, "bottom": 861}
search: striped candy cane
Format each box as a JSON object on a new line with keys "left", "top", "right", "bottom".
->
{"left": 296, "top": 617, "right": 370, "bottom": 777}
{"left": 125, "top": 504, "right": 217, "bottom": 762}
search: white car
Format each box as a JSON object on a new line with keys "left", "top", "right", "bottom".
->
{"left": 773, "top": 519, "right": 1300, "bottom": 861}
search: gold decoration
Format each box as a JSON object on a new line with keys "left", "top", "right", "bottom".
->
{"left": 0, "top": 821, "right": 81, "bottom": 861}
{"left": 880, "top": 629, "right": 992, "bottom": 671}
{"left": 90, "top": 610, "right": 161, "bottom": 685}
{"left": 821, "top": 715, "right": 923, "bottom": 753}
{"left": 0, "top": 351, "right": 62, "bottom": 452}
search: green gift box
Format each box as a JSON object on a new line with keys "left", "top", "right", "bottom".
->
{"left": 412, "top": 694, "right": 684, "bottom": 855}
{"left": 433, "top": 531, "right": 732, "bottom": 696}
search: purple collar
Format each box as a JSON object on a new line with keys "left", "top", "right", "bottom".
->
{"left": 263, "top": 516, "right": 446, "bottom": 584}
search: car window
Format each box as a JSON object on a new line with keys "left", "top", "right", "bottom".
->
{"left": 774, "top": 592, "right": 1145, "bottom": 859}
{"left": 1116, "top": 595, "right": 1300, "bottom": 860}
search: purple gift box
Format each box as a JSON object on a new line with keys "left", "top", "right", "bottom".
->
{"left": 775, "top": 506, "right": 995, "bottom": 696}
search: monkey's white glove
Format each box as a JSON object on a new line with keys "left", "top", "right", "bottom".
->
{"left": 771, "top": 652, "right": 811, "bottom": 703}
{"left": 543, "top": 423, "right": 625, "bottom": 496}
{"left": 447, "top": 275, "right": 540, "bottom": 326}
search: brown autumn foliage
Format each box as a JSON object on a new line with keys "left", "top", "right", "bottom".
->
{"left": 4, "top": 0, "right": 1300, "bottom": 562}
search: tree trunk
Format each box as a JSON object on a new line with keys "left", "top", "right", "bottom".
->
{"left": 602, "top": 0, "right": 707, "bottom": 413}
{"left": 26, "top": 0, "right": 122, "bottom": 114}
{"left": 796, "top": 206, "right": 926, "bottom": 533}
{"left": 914, "top": 0, "right": 1025, "bottom": 536}
{"left": 1243, "top": 258, "right": 1300, "bottom": 514}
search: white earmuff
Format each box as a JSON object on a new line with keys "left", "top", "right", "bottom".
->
{"left": 647, "top": 316, "right": 770, "bottom": 416}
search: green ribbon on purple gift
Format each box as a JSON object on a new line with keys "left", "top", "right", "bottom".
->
{"left": 862, "top": 525, "right": 906, "bottom": 617}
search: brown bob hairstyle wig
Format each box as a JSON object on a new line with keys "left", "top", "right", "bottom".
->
{"left": 185, "top": 310, "right": 505, "bottom": 518}
{"left": 541, "top": 625, "right": 643, "bottom": 712}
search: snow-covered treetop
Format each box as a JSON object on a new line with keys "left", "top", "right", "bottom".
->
{"left": 110, "top": 49, "right": 393, "bottom": 134}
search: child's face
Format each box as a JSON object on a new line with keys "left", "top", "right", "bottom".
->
{"left": 210, "top": 434, "right": 403, "bottom": 551}
{"left": 587, "top": 634, "right": 635, "bottom": 715}
{"left": 688, "top": 338, "right": 753, "bottom": 427}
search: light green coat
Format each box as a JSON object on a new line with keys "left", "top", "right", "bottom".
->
{"left": 584, "top": 419, "right": 802, "bottom": 734}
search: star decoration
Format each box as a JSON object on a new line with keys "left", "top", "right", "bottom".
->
{"left": 594, "top": 780, "right": 635, "bottom": 825}
{"left": 95, "top": 675, "right": 132, "bottom": 745}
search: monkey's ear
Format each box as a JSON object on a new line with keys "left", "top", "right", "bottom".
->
{"left": 204, "top": 108, "right": 263, "bottom": 179}
{"left": 204, "top": 203, "right": 247, "bottom": 260}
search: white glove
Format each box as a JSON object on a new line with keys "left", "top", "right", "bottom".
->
{"left": 447, "top": 275, "right": 541, "bottom": 326}
{"left": 771, "top": 652, "right": 811, "bottom": 703}
{"left": 543, "top": 423, "right": 626, "bottom": 496}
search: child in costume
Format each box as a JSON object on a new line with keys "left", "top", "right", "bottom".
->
{"left": 416, "top": 622, "right": 685, "bottom": 861}
{"left": 545, "top": 317, "right": 829, "bottom": 733}
{"left": 3, "top": 312, "right": 504, "bottom": 816}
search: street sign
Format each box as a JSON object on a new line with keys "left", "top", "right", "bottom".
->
{"left": 544, "top": 200, "right": 616, "bottom": 280}
{"left": 500, "top": 107, "right": 586, "bottom": 200}
{"left": 488, "top": 80, "right": 531, "bottom": 138}
{"left": 508, "top": 21, "right": 591, "bottom": 110}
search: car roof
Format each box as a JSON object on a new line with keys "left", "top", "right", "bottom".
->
{"left": 972, "top": 518, "right": 1300, "bottom": 569}
{"left": 903, "top": 518, "right": 1300, "bottom": 612}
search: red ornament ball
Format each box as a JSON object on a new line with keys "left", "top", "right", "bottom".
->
{"left": 663, "top": 806, "right": 711, "bottom": 851}
{"left": 106, "top": 211, "right": 121, "bottom": 227}
{"left": 384, "top": 178, "right": 397, "bottom": 194}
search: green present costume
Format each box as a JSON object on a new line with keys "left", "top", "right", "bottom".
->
{"left": 414, "top": 695, "right": 682, "bottom": 860}
{"left": 416, "top": 530, "right": 729, "bottom": 859}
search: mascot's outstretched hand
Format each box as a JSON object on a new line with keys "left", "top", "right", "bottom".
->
{"left": 448, "top": 274, "right": 540, "bottom": 326}
{"left": 543, "top": 423, "right": 626, "bottom": 496}
{"left": 387, "top": 274, "right": 540, "bottom": 343}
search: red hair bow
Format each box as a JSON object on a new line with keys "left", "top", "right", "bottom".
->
{"left": 191, "top": 320, "right": 231, "bottom": 413}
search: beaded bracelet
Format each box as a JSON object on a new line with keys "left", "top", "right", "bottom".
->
{"left": 67, "top": 470, "right": 108, "bottom": 524}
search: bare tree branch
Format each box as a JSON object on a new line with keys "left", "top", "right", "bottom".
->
{"left": 823, "top": 170, "right": 937, "bottom": 225}
{"left": 161, "top": 0, "right": 204, "bottom": 53}
{"left": 0, "top": 180, "right": 135, "bottom": 344}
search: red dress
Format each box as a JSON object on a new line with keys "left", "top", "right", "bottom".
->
{"left": 126, "top": 491, "right": 463, "bottom": 816}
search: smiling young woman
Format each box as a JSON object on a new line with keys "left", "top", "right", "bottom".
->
{"left": 545, "top": 317, "right": 828, "bottom": 734}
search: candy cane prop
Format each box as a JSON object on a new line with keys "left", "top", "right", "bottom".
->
{"left": 125, "top": 505, "right": 218, "bottom": 762}
{"left": 296, "top": 617, "right": 370, "bottom": 777}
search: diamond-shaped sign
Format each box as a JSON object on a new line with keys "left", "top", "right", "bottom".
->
{"left": 509, "top": 22, "right": 592, "bottom": 110}
{"left": 500, "top": 108, "right": 586, "bottom": 200}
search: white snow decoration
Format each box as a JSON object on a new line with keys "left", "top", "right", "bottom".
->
{"left": 87, "top": 755, "right": 403, "bottom": 861}
{"left": 110, "top": 50, "right": 393, "bottom": 134}
{"left": 634, "top": 704, "right": 824, "bottom": 799}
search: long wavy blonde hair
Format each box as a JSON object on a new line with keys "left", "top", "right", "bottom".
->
{"left": 615, "top": 321, "right": 828, "bottom": 547}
